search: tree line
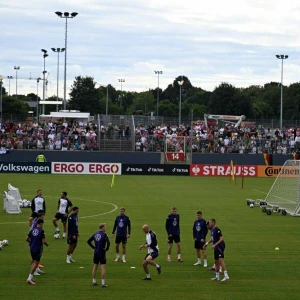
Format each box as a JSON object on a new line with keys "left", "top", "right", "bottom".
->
{"left": 1, "top": 75, "right": 299, "bottom": 121}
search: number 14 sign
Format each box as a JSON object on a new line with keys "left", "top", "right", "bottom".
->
{"left": 166, "top": 152, "right": 185, "bottom": 161}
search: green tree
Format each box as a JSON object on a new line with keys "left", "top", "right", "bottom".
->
{"left": 2, "top": 95, "right": 30, "bottom": 116}
{"left": 68, "top": 76, "right": 100, "bottom": 115}
{"left": 159, "top": 99, "right": 177, "bottom": 117}
{"left": 207, "top": 82, "right": 237, "bottom": 114}
{"left": 161, "top": 75, "right": 193, "bottom": 104}
{"left": 128, "top": 90, "right": 155, "bottom": 115}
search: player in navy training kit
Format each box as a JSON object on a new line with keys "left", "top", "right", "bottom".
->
{"left": 165, "top": 207, "right": 183, "bottom": 262}
{"left": 139, "top": 224, "right": 161, "bottom": 280}
{"left": 52, "top": 191, "right": 73, "bottom": 239}
{"left": 112, "top": 207, "right": 131, "bottom": 263}
{"left": 204, "top": 219, "right": 230, "bottom": 282}
{"left": 30, "top": 210, "right": 46, "bottom": 275}
{"left": 66, "top": 206, "right": 79, "bottom": 263}
{"left": 26, "top": 219, "right": 49, "bottom": 285}
{"left": 87, "top": 223, "right": 110, "bottom": 287}
{"left": 29, "top": 189, "right": 46, "bottom": 228}
{"left": 193, "top": 211, "right": 208, "bottom": 267}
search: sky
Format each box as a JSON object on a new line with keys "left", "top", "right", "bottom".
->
{"left": 1, "top": 0, "right": 300, "bottom": 99}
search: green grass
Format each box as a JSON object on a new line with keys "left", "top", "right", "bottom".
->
{"left": 0, "top": 175, "right": 299, "bottom": 300}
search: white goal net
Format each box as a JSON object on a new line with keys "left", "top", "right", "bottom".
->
{"left": 8, "top": 183, "right": 23, "bottom": 202}
{"left": 3, "top": 191, "right": 22, "bottom": 214}
{"left": 264, "top": 160, "right": 300, "bottom": 216}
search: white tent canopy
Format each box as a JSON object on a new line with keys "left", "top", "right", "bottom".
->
{"left": 39, "top": 110, "right": 94, "bottom": 122}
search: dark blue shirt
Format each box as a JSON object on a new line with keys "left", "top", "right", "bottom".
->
{"left": 28, "top": 227, "right": 45, "bottom": 252}
{"left": 112, "top": 215, "right": 131, "bottom": 237}
{"left": 87, "top": 231, "right": 110, "bottom": 255}
{"left": 68, "top": 213, "right": 79, "bottom": 236}
{"left": 31, "top": 218, "right": 38, "bottom": 229}
{"left": 193, "top": 218, "right": 208, "bottom": 241}
{"left": 211, "top": 226, "right": 225, "bottom": 252}
{"left": 165, "top": 214, "right": 180, "bottom": 236}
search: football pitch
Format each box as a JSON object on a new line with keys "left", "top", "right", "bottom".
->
{"left": 0, "top": 174, "right": 299, "bottom": 300}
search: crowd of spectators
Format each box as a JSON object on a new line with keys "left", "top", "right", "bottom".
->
{"left": 134, "top": 122, "right": 300, "bottom": 155}
{"left": 0, "top": 120, "right": 130, "bottom": 152}
{"left": 1, "top": 119, "right": 300, "bottom": 155}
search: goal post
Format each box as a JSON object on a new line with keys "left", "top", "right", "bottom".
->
{"left": 264, "top": 160, "right": 300, "bottom": 216}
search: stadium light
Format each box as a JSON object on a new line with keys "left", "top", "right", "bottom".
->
{"left": 0, "top": 75, "right": 3, "bottom": 122}
{"left": 118, "top": 79, "right": 125, "bottom": 107}
{"left": 7, "top": 76, "right": 13, "bottom": 96}
{"left": 275, "top": 54, "right": 288, "bottom": 129}
{"left": 14, "top": 66, "right": 20, "bottom": 99}
{"left": 178, "top": 77, "right": 184, "bottom": 126}
{"left": 154, "top": 70, "right": 163, "bottom": 117}
{"left": 55, "top": 11, "right": 78, "bottom": 110}
{"left": 52, "top": 48, "right": 65, "bottom": 112}
{"left": 36, "top": 78, "right": 41, "bottom": 121}
{"left": 41, "top": 49, "right": 48, "bottom": 115}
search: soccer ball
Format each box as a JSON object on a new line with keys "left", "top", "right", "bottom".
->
{"left": 250, "top": 203, "right": 254, "bottom": 208}
{"left": 54, "top": 233, "right": 60, "bottom": 239}
{"left": 2, "top": 239, "right": 8, "bottom": 246}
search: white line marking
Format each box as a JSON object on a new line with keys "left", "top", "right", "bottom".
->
{"left": 0, "top": 196, "right": 118, "bottom": 225}
{"left": 252, "top": 189, "right": 268, "bottom": 194}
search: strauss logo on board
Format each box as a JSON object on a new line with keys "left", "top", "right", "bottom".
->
{"left": 191, "top": 165, "right": 200, "bottom": 175}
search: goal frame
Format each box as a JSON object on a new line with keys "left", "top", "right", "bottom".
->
{"left": 264, "top": 160, "right": 300, "bottom": 216}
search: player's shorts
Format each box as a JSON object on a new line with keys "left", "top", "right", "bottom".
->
{"left": 30, "top": 251, "right": 42, "bottom": 261}
{"left": 93, "top": 253, "right": 106, "bottom": 265}
{"left": 30, "top": 212, "right": 38, "bottom": 218}
{"left": 67, "top": 235, "right": 78, "bottom": 245}
{"left": 54, "top": 213, "right": 67, "bottom": 224}
{"left": 214, "top": 249, "right": 225, "bottom": 260}
{"left": 194, "top": 241, "right": 205, "bottom": 250}
{"left": 144, "top": 251, "right": 159, "bottom": 260}
{"left": 115, "top": 236, "right": 127, "bottom": 244}
{"left": 168, "top": 235, "right": 180, "bottom": 244}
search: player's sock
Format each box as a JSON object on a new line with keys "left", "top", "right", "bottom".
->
{"left": 178, "top": 254, "right": 181, "bottom": 259}
{"left": 93, "top": 278, "right": 97, "bottom": 284}
{"left": 219, "top": 266, "right": 223, "bottom": 272}
{"left": 204, "top": 259, "right": 207, "bottom": 267}
{"left": 198, "top": 258, "right": 201, "bottom": 263}
{"left": 63, "top": 232, "right": 66, "bottom": 238}
{"left": 146, "top": 274, "right": 150, "bottom": 279}
{"left": 116, "top": 253, "right": 120, "bottom": 258}
{"left": 122, "top": 255, "right": 126, "bottom": 260}
{"left": 224, "top": 270, "right": 228, "bottom": 277}
{"left": 216, "top": 272, "right": 220, "bottom": 279}
{"left": 167, "top": 255, "right": 171, "bottom": 259}
{"left": 27, "top": 274, "right": 32, "bottom": 281}
{"left": 101, "top": 279, "right": 105, "bottom": 285}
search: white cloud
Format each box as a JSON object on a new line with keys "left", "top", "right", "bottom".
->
{"left": 1, "top": 0, "right": 300, "bottom": 99}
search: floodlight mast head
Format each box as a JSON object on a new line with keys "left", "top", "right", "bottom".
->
{"left": 55, "top": 11, "right": 78, "bottom": 18}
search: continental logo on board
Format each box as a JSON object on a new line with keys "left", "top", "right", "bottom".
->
{"left": 258, "top": 166, "right": 300, "bottom": 178}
